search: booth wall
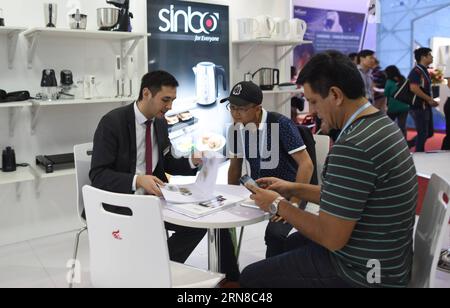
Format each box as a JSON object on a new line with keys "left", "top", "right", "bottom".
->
{"left": 0, "top": 0, "right": 148, "bottom": 246}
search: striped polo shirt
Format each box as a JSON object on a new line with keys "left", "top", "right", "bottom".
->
{"left": 320, "top": 111, "right": 418, "bottom": 288}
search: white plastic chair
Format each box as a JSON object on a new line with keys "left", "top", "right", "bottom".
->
{"left": 303, "top": 135, "right": 331, "bottom": 214}
{"left": 312, "top": 134, "right": 330, "bottom": 185}
{"left": 82, "top": 185, "right": 224, "bottom": 288}
{"left": 410, "top": 174, "right": 450, "bottom": 288}
{"left": 69, "top": 143, "right": 93, "bottom": 288}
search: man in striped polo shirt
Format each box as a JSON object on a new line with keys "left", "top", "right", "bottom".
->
{"left": 240, "top": 50, "right": 418, "bottom": 288}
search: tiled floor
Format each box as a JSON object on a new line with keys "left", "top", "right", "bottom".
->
{"left": 0, "top": 220, "right": 449, "bottom": 288}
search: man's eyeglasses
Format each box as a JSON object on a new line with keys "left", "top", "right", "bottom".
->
{"left": 226, "top": 103, "right": 256, "bottom": 113}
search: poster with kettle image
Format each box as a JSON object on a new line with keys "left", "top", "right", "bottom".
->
{"left": 147, "top": 0, "right": 231, "bottom": 148}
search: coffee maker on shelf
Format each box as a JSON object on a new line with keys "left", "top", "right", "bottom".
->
{"left": 107, "top": 0, "right": 133, "bottom": 32}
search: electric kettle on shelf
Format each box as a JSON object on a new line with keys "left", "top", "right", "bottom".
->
{"left": 252, "top": 68, "right": 280, "bottom": 91}
{"left": 192, "top": 62, "right": 227, "bottom": 106}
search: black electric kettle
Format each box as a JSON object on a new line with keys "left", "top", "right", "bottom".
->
{"left": 2, "top": 147, "right": 16, "bottom": 172}
{"left": 41, "top": 69, "right": 58, "bottom": 87}
{"left": 252, "top": 68, "right": 280, "bottom": 91}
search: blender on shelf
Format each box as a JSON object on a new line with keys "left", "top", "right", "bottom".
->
{"left": 97, "top": 0, "right": 133, "bottom": 32}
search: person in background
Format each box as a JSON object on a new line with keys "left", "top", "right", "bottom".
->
{"left": 90, "top": 71, "right": 240, "bottom": 281}
{"left": 240, "top": 51, "right": 417, "bottom": 288}
{"left": 372, "top": 58, "right": 387, "bottom": 112}
{"left": 357, "top": 50, "right": 377, "bottom": 104}
{"left": 384, "top": 65, "right": 410, "bottom": 138}
{"left": 348, "top": 52, "right": 358, "bottom": 65}
{"left": 442, "top": 76, "right": 450, "bottom": 150}
{"left": 224, "top": 81, "right": 314, "bottom": 258}
{"left": 407, "top": 47, "right": 439, "bottom": 152}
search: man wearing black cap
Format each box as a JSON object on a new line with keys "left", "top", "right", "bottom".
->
{"left": 222, "top": 81, "right": 314, "bottom": 258}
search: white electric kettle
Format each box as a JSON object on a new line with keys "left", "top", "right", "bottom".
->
{"left": 255, "top": 15, "right": 275, "bottom": 39}
{"left": 192, "top": 62, "right": 227, "bottom": 106}
{"left": 237, "top": 18, "right": 258, "bottom": 41}
{"left": 289, "top": 18, "right": 307, "bottom": 41}
{"left": 273, "top": 18, "right": 290, "bottom": 40}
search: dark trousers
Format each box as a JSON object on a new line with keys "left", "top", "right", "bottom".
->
{"left": 240, "top": 232, "right": 352, "bottom": 288}
{"left": 388, "top": 111, "right": 408, "bottom": 138}
{"left": 265, "top": 221, "right": 293, "bottom": 258}
{"left": 442, "top": 97, "right": 450, "bottom": 150}
{"left": 409, "top": 107, "right": 434, "bottom": 152}
{"left": 165, "top": 223, "right": 240, "bottom": 281}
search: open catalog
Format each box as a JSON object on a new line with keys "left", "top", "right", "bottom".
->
{"left": 160, "top": 157, "right": 245, "bottom": 218}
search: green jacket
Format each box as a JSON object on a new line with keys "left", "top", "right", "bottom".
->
{"left": 384, "top": 79, "right": 410, "bottom": 114}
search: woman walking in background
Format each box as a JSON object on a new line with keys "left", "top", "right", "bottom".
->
{"left": 385, "top": 65, "right": 410, "bottom": 137}
{"left": 442, "top": 77, "right": 450, "bottom": 150}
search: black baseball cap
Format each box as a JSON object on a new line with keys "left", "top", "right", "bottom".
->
{"left": 220, "top": 81, "right": 263, "bottom": 106}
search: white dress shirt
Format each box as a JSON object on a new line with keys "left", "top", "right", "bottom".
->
{"left": 133, "top": 102, "right": 159, "bottom": 194}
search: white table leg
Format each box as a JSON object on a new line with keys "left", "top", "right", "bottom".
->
{"left": 207, "top": 228, "right": 221, "bottom": 272}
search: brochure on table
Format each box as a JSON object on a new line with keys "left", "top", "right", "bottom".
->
{"left": 161, "top": 157, "right": 246, "bottom": 218}
{"left": 160, "top": 156, "right": 221, "bottom": 203}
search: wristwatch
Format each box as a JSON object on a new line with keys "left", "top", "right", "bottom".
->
{"left": 269, "top": 197, "right": 285, "bottom": 216}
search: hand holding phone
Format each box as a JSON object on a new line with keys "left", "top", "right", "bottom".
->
{"left": 240, "top": 175, "right": 259, "bottom": 192}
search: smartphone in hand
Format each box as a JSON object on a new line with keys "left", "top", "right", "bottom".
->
{"left": 240, "top": 175, "right": 259, "bottom": 192}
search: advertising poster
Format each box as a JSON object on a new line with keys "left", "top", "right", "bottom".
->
{"left": 293, "top": 6, "right": 366, "bottom": 76}
{"left": 147, "top": 0, "right": 231, "bottom": 156}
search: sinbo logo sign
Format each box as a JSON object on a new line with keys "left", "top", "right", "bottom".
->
{"left": 159, "top": 5, "right": 219, "bottom": 34}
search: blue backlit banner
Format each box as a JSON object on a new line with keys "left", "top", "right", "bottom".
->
{"left": 293, "top": 6, "right": 366, "bottom": 76}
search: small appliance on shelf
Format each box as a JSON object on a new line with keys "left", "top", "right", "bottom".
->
{"left": 36, "top": 153, "right": 75, "bottom": 174}
{"left": 97, "top": 0, "right": 133, "bottom": 32}
{"left": 68, "top": 9, "right": 87, "bottom": 30}
{"left": 2, "top": 147, "right": 16, "bottom": 173}
{"left": 0, "top": 8, "right": 5, "bottom": 26}
{"left": 57, "top": 70, "right": 76, "bottom": 100}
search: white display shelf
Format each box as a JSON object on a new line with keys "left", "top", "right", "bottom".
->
{"left": 233, "top": 39, "right": 312, "bottom": 46}
{"left": 263, "top": 89, "right": 303, "bottom": 106}
{"left": 263, "top": 89, "right": 302, "bottom": 94}
{"left": 0, "top": 167, "right": 34, "bottom": 186}
{"left": 0, "top": 101, "right": 32, "bottom": 108}
{"left": 23, "top": 27, "right": 149, "bottom": 40}
{"left": 0, "top": 101, "right": 32, "bottom": 137}
{"left": 30, "top": 97, "right": 133, "bottom": 107}
{"left": 23, "top": 27, "right": 150, "bottom": 68}
{"left": 31, "top": 165, "right": 76, "bottom": 180}
{"left": 0, "top": 27, "right": 27, "bottom": 69}
{"left": 30, "top": 97, "right": 133, "bottom": 134}
{"left": 233, "top": 39, "right": 312, "bottom": 65}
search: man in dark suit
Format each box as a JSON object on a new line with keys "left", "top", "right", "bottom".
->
{"left": 90, "top": 71, "right": 239, "bottom": 280}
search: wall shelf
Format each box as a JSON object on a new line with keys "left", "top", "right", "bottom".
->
{"left": 29, "top": 97, "right": 133, "bottom": 134}
{"left": 263, "top": 89, "right": 303, "bottom": 106}
{"left": 31, "top": 165, "right": 76, "bottom": 180}
{"left": 0, "top": 166, "right": 35, "bottom": 200}
{"left": 0, "top": 27, "right": 27, "bottom": 69}
{"left": 23, "top": 27, "right": 150, "bottom": 68}
{"left": 262, "top": 89, "right": 302, "bottom": 94}
{"left": 233, "top": 39, "right": 312, "bottom": 66}
{"left": 0, "top": 101, "right": 32, "bottom": 137}
{"left": 0, "top": 166, "right": 34, "bottom": 186}
{"left": 30, "top": 165, "right": 76, "bottom": 197}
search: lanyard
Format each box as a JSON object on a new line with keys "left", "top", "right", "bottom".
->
{"left": 336, "top": 102, "right": 372, "bottom": 142}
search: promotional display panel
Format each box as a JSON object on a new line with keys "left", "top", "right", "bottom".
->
{"left": 293, "top": 6, "right": 365, "bottom": 75}
{"left": 147, "top": 0, "right": 231, "bottom": 157}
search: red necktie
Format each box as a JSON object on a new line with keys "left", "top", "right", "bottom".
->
{"left": 145, "top": 120, "right": 153, "bottom": 175}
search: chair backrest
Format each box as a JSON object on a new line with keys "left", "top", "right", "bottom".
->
{"left": 82, "top": 185, "right": 172, "bottom": 288}
{"left": 410, "top": 174, "right": 450, "bottom": 288}
{"left": 297, "top": 125, "right": 318, "bottom": 185}
{"left": 312, "top": 134, "right": 330, "bottom": 185}
{"left": 74, "top": 143, "right": 93, "bottom": 223}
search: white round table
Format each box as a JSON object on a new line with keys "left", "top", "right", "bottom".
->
{"left": 163, "top": 184, "right": 269, "bottom": 272}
